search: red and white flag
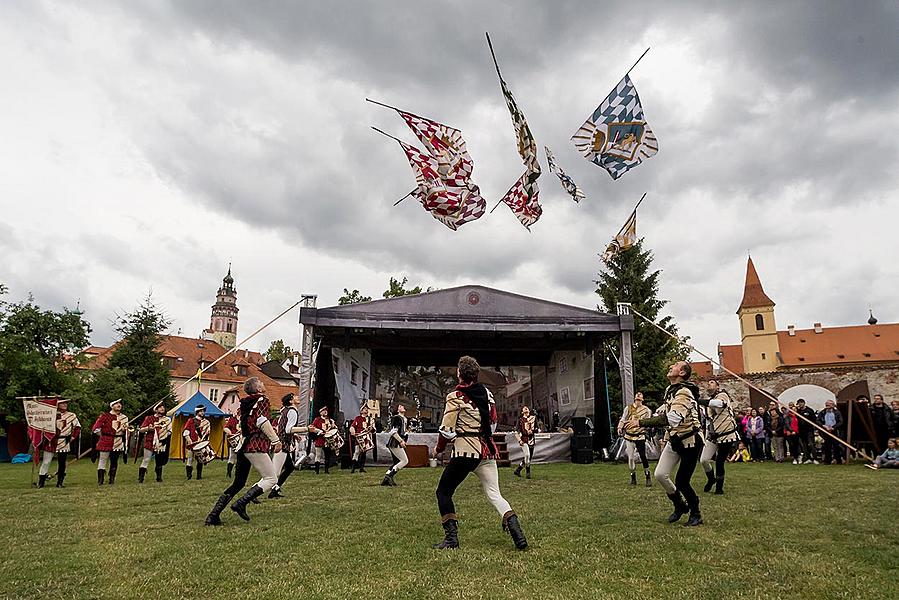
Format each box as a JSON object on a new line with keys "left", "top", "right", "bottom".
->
{"left": 397, "top": 111, "right": 473, "bottom": 183}
{"left": 499, "top": 172, "right": 542, "bottom": 230}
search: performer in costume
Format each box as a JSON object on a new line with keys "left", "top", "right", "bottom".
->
{"left": 138, "top": 401, "right": 171, "bottom": 483}
{"left": 627, "top": 360, "right": 704, "bottom": 526}
{"left": 92, "top": 399, "right": 129, "bottom": 485}
{"left": 432, "top": 356, "right": 527, "bottom": 550}
{"left": 205, "top": 377, "right": 282, "bottom": 525}
{"left": 182, "top": 405, "right": 211, "bottom": 480}
{"left": 514, "top": 405, "right": 537, "bottom": 479}
{"left": 37, "top": 399, "right": 81, "bottom": 488}
{"left": 698, "top": 379, "right": 741, "bottom": 495}
{"left": 270, "top": 393, "right": 307, "bottom": 498}
{"left": 309, "top": 406, "right": 337, "bottom": 474}
{"left": 350, "top": 404, "right": 373, "bottom": 473}
{"left": 223, "top": 411, "right": 239, "bottom": 478}
{"left": 617, "top": 392, "right": 652, "bottom": 486}
{"left": 382, "top": 404, "right": 410, "bottom": 486}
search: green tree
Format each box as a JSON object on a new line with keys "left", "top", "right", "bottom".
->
{"left": 264, "top": 339, "right": 294, "bottom": 363}
{"left": 105, "top": 295, "right": 173, "bottom": 416}
{"left": 382, "top": 276, "right": 423, "bottom": 298}
{"left": 63, "top": 366, "right": 143, "bottom": 425}
{"left": 596, "top": 239, "right": 684, "bottom": 403}
{"left": 0, "top": 289, "right": 91, "bottom": 418}
{"left": 337, "top": 289, "right": 372, "bottom": 305}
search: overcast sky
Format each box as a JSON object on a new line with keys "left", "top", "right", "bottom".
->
{"left": 2, "top": 1, "right": 897, "bottom": 363}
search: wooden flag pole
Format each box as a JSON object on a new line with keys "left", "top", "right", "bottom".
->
{"left": 370, "top": 126, "right": 406, "bottom": 145}
{"left": 614, "top": 192, "right": 647, "bottom": 238}
{"left": 624, "top": 47, "right": 651, "bottom": 78}
{"left": 393, "top": 189, "right": 416, "bottom": 206}
{"left": 485, "top": 32, "right": 504, "bottom": 82}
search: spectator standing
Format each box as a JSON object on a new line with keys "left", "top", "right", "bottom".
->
{"left": 891, "top": 400, "right": 899, "bottom": 437}
{"left": 816, "top": 400, "right": 844, "bottom": 464}
{"left": 768, "top": 404, "right": 785, "bottom": 462}
{"left": 739, "top": 409, "right": 751, "bottom": 449}
{"left": 747, "top": 409, "right": 764, "bottom": 462}
{"left": 783, "top": 409, "right": 800, "bottom": 463}
{"left": 762, "top": 402, "right": 776, "bottom": 460}
{"left": 869, "top": 395, "right": 894, "bottom": 453}
{"left": 794, "top": 399, "right": 819, "bottom": 464}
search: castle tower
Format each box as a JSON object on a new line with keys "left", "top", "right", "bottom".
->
{"left": 210, "top": 265, "right": 238, "bottom": 349}
{"left": 737, "top": 257, "right": 780, "bottom": 373}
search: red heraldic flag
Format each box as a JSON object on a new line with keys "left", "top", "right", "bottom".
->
{"left": 499, "top": 172, "right": 542, "bottom": 230}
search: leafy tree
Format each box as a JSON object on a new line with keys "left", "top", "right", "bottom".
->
{"left": 0, "top": 289, "right": 91, "bottom": 418}
{"left": 337, "top": 289, "right": 372, "bottom": 305}
{"left": 596, "top": 239, "right": 684, "bottom": 403}
{"left": 105, "top": 295, "right": 173, "bottom": 416}
{"left": 63, "top": 367, "right": 143, "bottom": 424}
{"left": 265, "top": 339, "right": 294, "bottom": 363}
{"left": 382, "top": 277, "right": 423, "bottom": 299}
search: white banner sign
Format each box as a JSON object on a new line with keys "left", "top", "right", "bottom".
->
{"left": 23, "top": 400, "right": 57, "bottom": 434}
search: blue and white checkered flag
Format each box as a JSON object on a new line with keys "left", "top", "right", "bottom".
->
{"left": 545, "top": 146, "right": 586, "bottom": 202}
{"left": 570, "top": 75, "right": 658, "bottom": 180}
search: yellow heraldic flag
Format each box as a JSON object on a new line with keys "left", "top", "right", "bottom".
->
{"left": 602, "top": 210, "right": 638, "bottom": 264}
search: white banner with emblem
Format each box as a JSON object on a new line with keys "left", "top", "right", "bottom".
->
{"left": 23, "top": 399, "right": 57, "bottom": 433}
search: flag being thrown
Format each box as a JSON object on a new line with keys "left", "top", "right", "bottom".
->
{"left": 487, "top": 32, "right": 543, "bottom": 229}
{"left": 602, "top": 196, "right": 643, "bottom": 263}
{"left": 545, "top": 146, "right": 586, "bottom": 203}
{"left": 396, "top": 110, "right": 473, "bottom": 183}
{"left": 571, "top": 74, "right": 658, "bottom": 180}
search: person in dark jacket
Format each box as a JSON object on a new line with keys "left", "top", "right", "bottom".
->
{"left": 870, "top": 395, "right": 894, "bottom": 453}
{"left": 816, "top": 400, "right": 844, "bottom": 464}
{"left": 794, "top": 399, "right": 819, "bottom": 464}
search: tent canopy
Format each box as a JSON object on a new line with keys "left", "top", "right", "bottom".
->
{"left": 169, "top": 391, "right": 228, "bottom": 418}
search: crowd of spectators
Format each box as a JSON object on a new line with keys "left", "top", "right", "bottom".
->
{"left": 731, "top": 394, "right": 898, "bottom": 468}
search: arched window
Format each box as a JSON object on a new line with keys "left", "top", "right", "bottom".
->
{"left": 755, "top": 314, "right": 765, "bottom": 331}
{"left": 226, "top": 322, "right": 232, "bottom": 333}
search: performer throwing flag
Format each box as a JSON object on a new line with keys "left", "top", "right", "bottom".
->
{"left": 382, "top": 404, "right": 409, "bottom": 487}
{"left": 137, "top": 401, "right": 171, "bottom": 483}
{"left": 92, "top": 399, "right": 129, "bottom": 486}
{"left": 626, "top": 361, "right": 703, "bottom": 526}
{"left": 35, "top": 398, "right": 80, "bottom": 488}
{"left": 617, "top": 392, "right": 652, "bottom": 487}
{"left": 205, "top": 377, "right": 282, "bottom": 526}
{"left": 514, "top": 405, "right": 536, "bottom": 479}
{"left": 432, "top": 356, "right": 527, "bottom": 550}
{"left": 182, "top": 405, "right": 211, "bottom": 480}
{"left": 698, "top": 380, "right": 741, "bottom": 495}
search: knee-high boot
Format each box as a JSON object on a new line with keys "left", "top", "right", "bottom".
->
{"left": 503, "top": 512, "right": 528, "bottom": 550}
{"left": 359, "top": 453, "right": 367, "bottom": 473}
{"left": 196, "top": 463, "right": 203, "bottom": 480}
{"left": 155, "top": 465, "right": 163, "bottom": 482}
{"left": 138, "top": 467, "right": 146, "bottom": 483}
{"left": 186, "top": 465, "right": 193, "bottom": 480}
{"left": 715, "top": 475, "right": 725, "bottom": 495}
{"left": 432, "top": 518, "right": 459, "bottom": 549}
{"left": 38, "top": 474, "right": 47, "bottom": 488}
{"left": 205, "top": 493, "right": 234, "bottom": 526}
{"left": 703, "top": 469, "right": 716, "bottom": 493}
{"left": 666, "top": 492, "right": 688, "bottom": 523}
{"left": 97, "top": 469, "right": 106, "bottom": 485}
{"left": 56, "top": 473, "right": 66, "bottom": 488}
{"left": 227, "top": 462, "right": 233, "bottom": 478}
{"left": 684, "top": 493, "right": 703, "bottom": 527}
{"left": 231, "top": 485, "right": 265, "bottom": 522}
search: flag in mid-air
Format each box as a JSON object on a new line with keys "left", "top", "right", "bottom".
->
{"left": 545, "top": 146, "right": 586, "bottom": 202}
{"left": 602, "top": 209, "right": 638, "bottom": 263}
{"left": 396, "top": 110, "right": 473, "bottom": 183}
{"left": 571, "top": 75, "right": 658, "bottom": 180}
{"left": 499, "top": 172, "right": 542, "bottom": 230}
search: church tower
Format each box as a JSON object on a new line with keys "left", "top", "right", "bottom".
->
{"left": 737, "top": 257, "right": 780, "bottom": 373}
{"left": 210, "top": 265, "right": 238, "bottom": 349}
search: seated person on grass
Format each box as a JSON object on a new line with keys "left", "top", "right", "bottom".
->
{"left": 728, "top": 442, "right": 751, "bottom": 463}
{"left": 866, "top": 438, "right": 899, "bottom": 470}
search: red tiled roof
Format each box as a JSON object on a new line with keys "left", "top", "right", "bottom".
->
{"left": 737, "top": 257, "right": 775, "bottom": 312}
{"left": 777, "top": 323, "right": 899, "bottom": 367}
{"left": 690, "top": 361, "right": 714, "bottom": 379}
{"left": 718, "top": 344, "right": 744, "bottom": 375}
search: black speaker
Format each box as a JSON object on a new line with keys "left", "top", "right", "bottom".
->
{"left": 571, "top": 417, "right": 589, "bottom": 436}
{"left": 572, "top": 448, "right": 594, "bottom": 464}
{"left": 571, "top": 434, "right": 593, "bottom": 450}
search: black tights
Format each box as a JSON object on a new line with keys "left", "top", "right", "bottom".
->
{"left": 56, "top": 452, "right": 69, "bottom": 479}
{"left": 634, "top": 440, "right": 649, "bottom": 469}
{"left": 277, "top": 457, "right": 296, "bottom": 487}
{"left": 715, "top": 441, "right": 734, "bottom": 479}
{"left": 222, "top": 453, "right": 252, "bottom": 497}
{"left": 436, "top": 457, "right": 481, "bottom": 517}
{"left": 673, "top": 442, "right": 702, "bottom": 512}
{"left": 108, "top": 451, "right": 121, "bottom": 479}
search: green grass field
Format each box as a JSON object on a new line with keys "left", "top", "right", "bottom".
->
{"left": 1, "top": 458, "right": 896, "bottom": 600}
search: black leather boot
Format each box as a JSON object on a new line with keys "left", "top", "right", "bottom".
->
{"left": 645, "top": 468, "right": 652, "bottom": 487}
{"left": 186, "top": 466, "right": 193, "bottom": 480}
{"left": 138, "top": 467, "right": 146, "bottom": 483}
{"left": 231, "top": 485, "right": 264, "bottom": 522}
{"left": 196, "top": 463, "right": 203, "bottom": 480}
{"left": 703, "top": 470, "right": 715, "bottom": 493}
{"left": 526, "top": 466, "right": 531, "bottom": 479}
{"left": 56, "top": 474, "right": 65, "bottom": 488}
{"left": 683, "top": 491, "right": 702, "bottom": 526}
{"left": 715, "top": 476, "right": 725, "bottom": 495}
{"left": 155, "top": 466, "right": 163, "bottom": 482}
{"left": 514, "top": 465, "right": 523, "bottom": 477}
{"left": 630, "top": 472, "right": 637, "bottom": 485}
{"left": 108, "top": 466, "right": 117, "bottom": 485}
{"left": 432, "top": 518, "right": 459, "bottom": 549}
{"left": 226, "top": 462, "right": 233, "bottom": 478}
{"left": 359, "top": 455, "right": 367, "bottom": 473}
{"left": 314, "top": 462, "right": 320, "bottom": 475}
{"left": 503, "top": 513, "right": 528, "bottom": 550}
{"left": 268, "top": 485, "right": 283, "bottom": 499}
{"left": 381, "top": 471, "right": 394, "bottom": 486}
{"left": 667, "top": 492, "right": 689, "bottom": 523}
{"left": 351, "top": 460, "right": 357, "bottom": 474}
{"left": 97, "top": 469, "right": 105, "bottom": 485}
{"left": 205, "top": 493, "right": 234, "bottom": 526}
{"left": 38, "top": 474, "right": 47, "bottom": 488}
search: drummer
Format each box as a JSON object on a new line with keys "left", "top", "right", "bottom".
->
{"left": 182, "top": 405, "right": 211, "bottom": 480}
{"left": 309, "top": 405, "right": 337, "bottom": 474}
{"left": 350, "top": 404, "right": 373, "bottom": 474}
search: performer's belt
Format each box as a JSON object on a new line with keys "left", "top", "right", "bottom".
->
{"left": 710, "top": 427, "right": 737, "bottom": 441}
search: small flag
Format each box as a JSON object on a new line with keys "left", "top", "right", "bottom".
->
{"left": 602, "top": 210, "right": 637, "bottom": 263}
{"left": 545, "top": 146, "right": 586, "bottom": 202}
{"left": 571, "top": 75, "right": 658, "bottom": 180}
{"left": 500, "top": 172, "right": 543, "bottom": 230}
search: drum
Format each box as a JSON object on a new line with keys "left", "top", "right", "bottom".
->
{"left": 192, "top": 440, "right": 216, "bottom": 464}
{"left": 355, "top": 433, "right": 374, "bottom": 453}
{"left": 226, "top": 433, "right": 243, "bottom": 451}
{"left": 324, "top": 429, "right": 344, "bottom": 452}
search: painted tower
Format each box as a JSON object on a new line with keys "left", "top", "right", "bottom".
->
{"left": 210, "top": 265, "right": 238, "bottom": 349}
{"left": 737, "top": 257, "right": 780, "bottom": 373}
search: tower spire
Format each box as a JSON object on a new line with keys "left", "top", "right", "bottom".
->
{"left": 737, "top": 256, "right": 775, "bottom": 313}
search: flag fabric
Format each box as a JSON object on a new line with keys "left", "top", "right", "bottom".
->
{"left": 499, "top": 78, "right": 541, "bottom": 177}
{"left": 24, "top": 398, "right": 58, "bottom": 460}
{"left": 500, "top": 172, "right": 543, "bottom": 230}
{"left": 396, "top": 111, "right": 473, "bottom": 182}
{"left": 545, "top": 146, "right": 586, "bottom": 202}
{"left": 602, "top": 210, "right": 638, "bottom": 263}
{"left": 400, "top": 140, "right": 486, "bottom": 231}
{"left": 571, "top": 75, "right": 658, "bottom": 180}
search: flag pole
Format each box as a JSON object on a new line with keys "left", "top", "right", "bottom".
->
{"left": 624, "top": 47, "right": 651, "bottom": 77}
{"left": 365, "top": 98, "right": 434, "bottom": 123}
{"left": 370, "top": 126, "right": 406, "bottom": 145}
{"left": 489, "top": 199, "right": 504, "bottom": 214}
{"left": 393, "top": 189, "right": 416, "bottom": 206}
{"left": 485, "top": 32, "right": 504, "bottom": 81}
{"left": 614, "top": 192, "right": 646, "bottom": 238}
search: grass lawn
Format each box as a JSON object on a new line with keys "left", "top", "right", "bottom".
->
{"left": 1, "top": 458, "right": 896, "bottom": 600}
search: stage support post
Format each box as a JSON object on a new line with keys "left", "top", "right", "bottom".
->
{"left": 616, "top": 303, "right": 636, "bottom": 409}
